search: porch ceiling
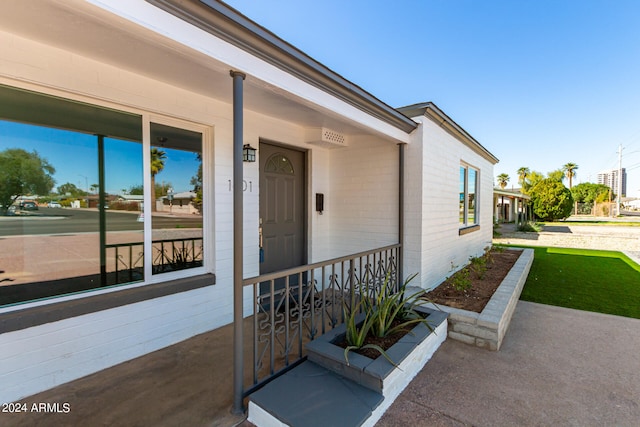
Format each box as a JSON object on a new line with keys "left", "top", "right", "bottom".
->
{"left": 0, "top": 0, "right": 396, "bottom": 139}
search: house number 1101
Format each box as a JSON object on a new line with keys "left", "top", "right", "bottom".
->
{"left": 228, "top": 180, "right": 252, "bottom": 192}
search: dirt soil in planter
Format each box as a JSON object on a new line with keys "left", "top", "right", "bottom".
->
{"left": 423, "top": 249, "right": 523, "bottom": 313}
{"left": 334, "top": 319, "right": 415, "bottom": 360}
{"left": 333, "top": 249, "right": 523, "bottom": 359}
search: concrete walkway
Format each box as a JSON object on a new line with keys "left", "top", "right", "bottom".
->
{"left": 378, "top": 301, "right": 640, "bottom": 426}
{"left": 2, "top": 302, "right": 638, "bottom": 426}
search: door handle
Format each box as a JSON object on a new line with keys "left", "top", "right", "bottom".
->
{"left": 259, "top": 218, "right": 264, "bottom": 263}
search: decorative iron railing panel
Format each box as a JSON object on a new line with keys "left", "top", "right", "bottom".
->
{"left": 151, "top": 237, "right": 204, "bottom": 274}
{"left": 242, "top": 244, "right": 400, "bottom": 395}
{"left": 105, "top": 237, "right": 203, "bottom": 285}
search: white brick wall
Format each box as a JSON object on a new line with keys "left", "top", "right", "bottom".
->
{"left": 0, "top": 286, "right": 226, "bottom": 404}
{"left": 328, "top": 136, "right": 400, "bottom": 257}
{"left": 404, "top": 117, "right": 495, "bottom": 290}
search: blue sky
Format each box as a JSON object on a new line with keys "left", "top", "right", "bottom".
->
{"left": 224, "top": 0, "right": 640, "bottom": 197}
{"left": 0, "top": 121, "right": 199, "bottom": 195}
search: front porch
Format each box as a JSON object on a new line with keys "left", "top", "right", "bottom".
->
{"left": 3, "top": 301, "right": 638, "bottom": 427}
{"left": 494, "top": 189, "right": 531, "bottom": 227}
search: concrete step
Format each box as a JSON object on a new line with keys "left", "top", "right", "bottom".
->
{"left": 248, "top": 361, "right": 384, "bottom": 427}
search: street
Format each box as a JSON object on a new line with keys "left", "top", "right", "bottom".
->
{"left": 0, "top": 208, "right": 202, "bottom": 236}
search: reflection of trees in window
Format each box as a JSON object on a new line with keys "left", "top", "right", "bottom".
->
{"left": 58, "top": 182, "right": 85, "bottom": 197}
{"left": 150, "top": 122, "right": 203, "bottom": 276}
{"left": 0, "top": 148, "right": 55, "bottom": 214}
{"left": 150, "top": 147, "right": 166, "bottom": 212}
{"left": 191, "top": 153, "right": 203, "bottom": 213}
{"left": 0, "top": 85, "right": 156, "bottom": 306}
{"left": 0, "top": 86, "right": 208, "bottom": 306}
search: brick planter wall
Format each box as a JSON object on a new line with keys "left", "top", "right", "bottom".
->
{"left": 421, "top": 248, "right": 533, "bottom": 351}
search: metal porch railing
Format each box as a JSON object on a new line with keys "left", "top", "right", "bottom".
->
{"left": 104, "top": 237, "right": 203, "bottom": 285}
{"left": 241, "top": 243, "right": 401, "bottom": 396}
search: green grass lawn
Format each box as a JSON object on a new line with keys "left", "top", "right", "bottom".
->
{"left": 518, "top": 246, "right": 640, "bottom": 319}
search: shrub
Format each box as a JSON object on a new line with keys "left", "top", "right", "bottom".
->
{"left": 517, "top": 221, "right": 541, "bottom": 232}
{"left": 109, "top": 201, "right": 140, "bottom": 211}
{"left": 529, "top": 178, "right": 573, "bottom": 221}
{"left": 448, "top": 262, "right": 472, "bottom": 291}
{"left": 469, "top": 255, "right": 488, "bottom": 279}
{"left": 343, "top": 273, "right": 429, "bottom": 366}
{"left": 493, "top": 220, "right": 502, "bottom": 237}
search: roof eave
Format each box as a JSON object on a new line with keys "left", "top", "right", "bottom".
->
{"left": 399, "top": 102, "right": 499, "bottom": 164}
{"left": 493, "top": 189, "right": 531, "bottom": 200}
{"left": 145, "top": 0, "right": 417, "bottom": 134}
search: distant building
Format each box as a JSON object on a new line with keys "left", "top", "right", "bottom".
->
{"left": 597, "top": 168, "right": 627, "bottom": 196}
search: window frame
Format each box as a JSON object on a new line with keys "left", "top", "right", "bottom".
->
{"left": 0, "top": 84, "right": 214, "bottom": 310}
{"left": 144, "top": 115, "right": 213, "bottom": 283}
{"left": 459, "top": 162, "right": 480, "bottom": 234}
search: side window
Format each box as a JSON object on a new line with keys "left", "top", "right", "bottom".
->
{"left": 459, "top": 163, "right": 479, "bottom": 228}
{"left": 459, "top": 166, "right": 466, "bottom": 225}
{"left": 468, "top": 168, "right": 477, "bottom": 225}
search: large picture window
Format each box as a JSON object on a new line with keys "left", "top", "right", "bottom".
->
{"left": 0, "top": 85, "right": 206, "bottom": 307}
{"left": 459, "top": 164, "right": 479, "bottom": 228}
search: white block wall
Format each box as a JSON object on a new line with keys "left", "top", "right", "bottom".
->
{"left": 0, "top": 286, "right": 223, "bottom": 404}
{"left": 404, "top": 116, "right": 495, "bottom": 290}
{"left": 328, "top": 136, "right": 400, "bottom": 257}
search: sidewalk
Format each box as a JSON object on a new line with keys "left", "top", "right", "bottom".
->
{"left": 378, "top": 301, "right": 640, "bottom": 426}
{"left": 2, "top": 301, "right": 638, "bottom": 426}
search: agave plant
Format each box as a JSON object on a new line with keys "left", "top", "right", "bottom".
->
{"left": 343, "top": 272, "right": 431, "bottom": 367}
{"left": 368, "top": 272, "right": 429, "bottom": 338}
{"left": 342, "top": 292, "right": 397, "bottom": 367}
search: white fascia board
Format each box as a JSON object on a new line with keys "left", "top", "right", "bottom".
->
{"left": 85, "top": 0, "right": 412, "bottom": 144}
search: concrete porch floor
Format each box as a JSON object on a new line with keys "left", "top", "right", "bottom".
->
{"left": 2, "top": 301, "right": 639, "bottom": 426}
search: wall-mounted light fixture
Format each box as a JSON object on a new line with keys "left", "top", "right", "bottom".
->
{"left": 243, "top": 144, "right": 256, "bottom": 162}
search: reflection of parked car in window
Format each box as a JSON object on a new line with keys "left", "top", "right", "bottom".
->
{"left": 47, "top": 201, "right": 62, "bottom": 208}
{"left": 21, "top": 201, "right": 38, "bottom": 210}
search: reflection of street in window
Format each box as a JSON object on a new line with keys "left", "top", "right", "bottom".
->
{"left": 0, "top": 95, "right": 206, "bottom": 306}
{"left": 150, "top": 122, "right": 204, "bottom": 276}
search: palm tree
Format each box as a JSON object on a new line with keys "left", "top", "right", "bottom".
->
{"left": 496, "top": 173, "right": 510, "bottom": 189}
{"left": 562, "top": 163, "right": 578, "bottom": 189}
{"left": 517, "top": 167, "right": 530, "bottom": 191}
{"left": 496, "top": 173, "right": 510, "bottom": 222}
{"left": 150, "top": 148, "right": 166, "bottom": 212}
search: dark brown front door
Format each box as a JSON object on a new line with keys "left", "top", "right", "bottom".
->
{"left": 259, "top": 142, "right": 305, "bottom": 275}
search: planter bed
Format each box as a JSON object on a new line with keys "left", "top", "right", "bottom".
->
{"left": 306, "top": 305, "right": 448, "bottom": 396}
{"left": 248, "top": 306, "right": 447, "bottom": 427}
{"left": 421, "top": 247, "right": 533, "bottom": 350}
